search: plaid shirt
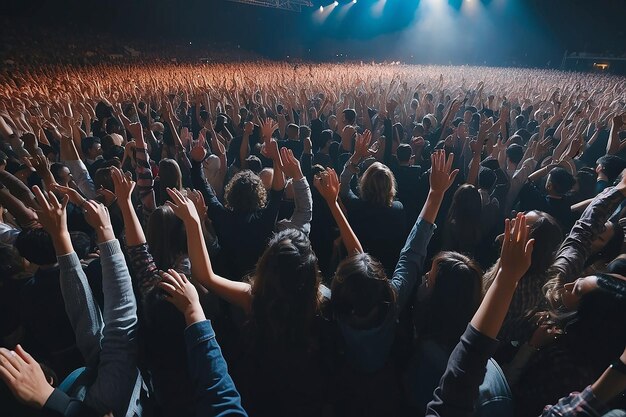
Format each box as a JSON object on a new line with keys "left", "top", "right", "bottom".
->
{"left": 541, "top": 386, "right": 608, "bottom": 417}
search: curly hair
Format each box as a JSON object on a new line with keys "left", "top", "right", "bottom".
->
{"left": 225, "top": 170, "right": 267, "bottom": 213}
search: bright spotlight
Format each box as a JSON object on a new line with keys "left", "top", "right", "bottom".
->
{"left": 333, "top": 1, "right": 339, "bottom": 5}
{"left": 320, "top": 5, "right": 324, "bottom": 11}
{"left": 352, "top": 0, "right": 357, "bottom": 3}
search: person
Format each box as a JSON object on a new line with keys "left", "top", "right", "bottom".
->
{"left": 1, "top": 187, "right": 142, "bottom": 417}
{"left": 339, "top": 131, "right": 407, "bottom": 274}
{"left": 164, "top": 187, "right": 331, "bottom": 417}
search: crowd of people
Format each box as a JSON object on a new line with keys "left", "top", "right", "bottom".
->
{"left": 0, "top": 62, "right": 626, "bottom": 417}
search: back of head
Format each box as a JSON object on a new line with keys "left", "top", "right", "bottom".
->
{"left": 526, "top": 211, "right": 563, "bottom": 274}
{"left": 597, "top": 155, "right": 626, "bottom": 183}
{"left": 299, "top": 125, "right": 311, "bottom": 141}
{"left": 396, "top": 144, "right": 412, "bottom": 164}
{"left": 448, "top": 184, "right": 481, "bottom": 224}
{"left": 146, "top": 205, "right": 187, "bottom": 271}
{"left": 95, "top": 101, "right": 113, "bottom": 120}
{"left": 423, "top": 251, "right": 483, "bottom": 348}
{"left": 81, "top": 136, "right": 101, "bottom": 157}
{"left": 478, "top": 167, "right": 497, "bottom": 190}
{"left": 359, "top": 162, "right": 397, "bottom": 207}
{"left": 548, "top": 167, "right": 575, "bottom": 196}
{"left": 0, "top": 243, "right": 26, "bottom": 279}
{"left": 15, "top": 228, "right": 57, "bottom": 266}
{"left": 343, "top": 108, "right": 357, "bottom": 125}
{"left": 506, "top": 143, "right": 524, "bottom": 164}
{"left": 331, "top": 252, "right": 394, "bottom": 330}
{"left": 320, "top": 129, "right": 333, "bottom": 149}
{"left": 225, "top": 170, "right": 267, "bottom": 213}
{"left": 250, "top": 229, "right": 320, "bottom": 347}
{"left": 158, "top": 159, "right": 182, "bottom": 203}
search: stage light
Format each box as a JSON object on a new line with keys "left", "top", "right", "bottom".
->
{"left": 352, "top": 0, "right": 357, "bottom": 3}
{"left": 320, "top": 5, "right": 324, "bottom": 11}
{"left": 333, "top": 1, "right": 338, "bottom": 5}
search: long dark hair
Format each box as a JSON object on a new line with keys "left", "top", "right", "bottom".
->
{"left": 331, "top": 252, "right": 396, "bottom": 330}
{"left": 146, "top": 205, "right": 187, "bottom": 271}
{"left": 421, "top": 251, "right": 483, "bottom": 350}
{"left": 249, "top": 229, "right": 321, "bottom": 349}
{"left": 444, "top": 184, "right": 482, "bottom": 252}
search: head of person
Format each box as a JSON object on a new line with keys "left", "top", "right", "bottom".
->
{"left": 15, "top": 228, "right": 60, "bottom": 266}
{"left": 146, "top": 205, "right": 187, "bottom": 271}
{"left": 553, "top": 276, "right": 626, "bottom": 372}
{"left": 477, "top": 167, "right": 497, "bottom": 192}
{"left": 287, "top": 124, "right": 299, "bottom": 140}
{"left": 589, "top": 220, "right": 624, "bottom": 260}
{"left": 505, "top": 144, "right": 524, "bottom": 167}
{"left": 225, "top": 170, "right": 267, "bottom": 213}
{"left": 327, "top": 115, "right": 338, "bottom": 131}
{"left": 331, "top": 252, "right": 395, "bottom": 330}
{"left": 342, "top": 109, "right": 357, "bottom": 126}
{"left": 446, "top": 184, "right": 482, "bottom": 241}
{"left": 463, "top": 109, "right": 473, "bottom": 124}
{"left": 245, "top": 156, "right": 263, "bottom": 175}
{"left": 523, "top": 211, "right": 563, "bottom": 275}
{"left": 422, "top": 251, "right": 483, "bottom": 348}
{"left": 158, "top": 159, "right": 182, "bottom": 204}
{"left": 359, "top": 162, "right": 397, "bottom": 207}
{"left": 299, "top": 125, "right": 311, "bottom": 141}
{"left": 95, "top": 101, "right": 113, "bottom": 120}
{"left": 396, "top": 144, "right": 413, "bottom": 166}
{"left": 319, "top": 129, "right": 333, "bottom": 152}
{"left": 545, "top": 167, "right": 575, "bottom": 197}
{"left": 573, "top": 168, "right": 598, "bottom": 201}
{"left": 412, "top": 124, "right": 425, "bottom": 138}
{"left": 249, "top": 229, "right": 321, "bottom": 346}
{"left": 453, "top": 119, "right": 468, "bottom": 139}
{"left": 0, "top": 243, "right": 28, "bottom": 279}
{"left": 596, "top": 155, "right": 626, "bottom": 184}
{"left": 101, "top": 134, "right": 124, "bottom": 161}
{"left": 81, "top": 136, "right": 102, "bottom": 161}
{"left": 50, "top": 163, "right": 71, "bottom": 186}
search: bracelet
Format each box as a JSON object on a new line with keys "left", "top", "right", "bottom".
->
{"left": 610, "top": 359, "right": 626, "bottom": 376}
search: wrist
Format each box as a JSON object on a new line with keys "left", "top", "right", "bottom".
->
{"left": 184, "top": 306, "right": 206, "bottom": 326}
{"left": 95, "top": 225, "right": 115, "bottom": 243}
{"left": 35, "top": 384, "right": 55, "bottom": 409}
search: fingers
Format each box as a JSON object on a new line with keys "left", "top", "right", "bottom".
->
{"left": 157, "top": 280, "right": 177, "bottom": 297}
{"left": 32, "top": 185, "right": 51, "bottom": 210}
{"left": 0, "top": 348, "right": 24, "bottom": 378}
{"left": 14, "top": 345, "right": 35, "bottom": 365}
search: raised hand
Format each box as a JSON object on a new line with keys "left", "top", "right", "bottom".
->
{"left": 429, "top": 150, "right": 459, "bottom": 195}
{"left": 32, "top": 185, "right": 68, "bottom": 236}
{"left": 314, "top": 168, "right": 340, "bottom": 203}
{"left": 260, "top": 117, "right": 278, "bottom": 140}
{"left": 187, "top": 189, "right": 207, "bottom": 219}
{"left": 157, "top": 269, "right": 205, "bottom": 325}
{"left": 499, "top": 213, "right": 535, "bottom": 283}
{"left": 354, "top": 129, "right": 373, "bottom": 159}
{"left": 110, "top": 167, "right": 135, "bottom": 203}
{"left": 52, "top": 184, "right": 87, "bottom": 208}
{"left": 126, "top": 121, "right": 144, "bottom": 144}
{"left": 82, "top": 199, "right": 112, "bottom": 230}
{"left": 165, "top": 187, "right": 200, "bottom": 224}
{"left": 280, "top": 148, "right": 303, "bottom": 180}
{"left": 190, "top": 132, "right": 207, "bottom": 162}
{"left": 0, "top": 345, "right": 54, "bottom": 408}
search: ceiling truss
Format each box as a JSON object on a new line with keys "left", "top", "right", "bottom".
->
{"left": 225, "top": 0, "right": 313, "bottom": 12}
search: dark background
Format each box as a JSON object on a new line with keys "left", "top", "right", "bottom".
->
{"left": 1, "top": 0, "right": 625, "bottom": 68}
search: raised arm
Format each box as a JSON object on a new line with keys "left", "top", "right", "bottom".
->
{"left": 158, "top": 270, "right": 248, "bottom": 417}
{"left": 314, "top": 167, "right": 363, "bottom": 254}
{"left": 391, "top": 150, "right": 458, "bottom": 309}
{"left": 426, "top": 214, "right": 534, "bottom": 417}
{"left": 165, "top": 188, "right": 252, "bottom": 313}
{"left": 276, "top": 148, "right": 312, "bottom": 234}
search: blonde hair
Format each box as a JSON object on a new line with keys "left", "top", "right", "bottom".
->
{"left": 359, "top": 162, "right": 397, "bottom": 207}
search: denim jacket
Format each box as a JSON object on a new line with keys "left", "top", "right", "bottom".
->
{"left": 184, "top": 320, "right": 248, "bottom": 417}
